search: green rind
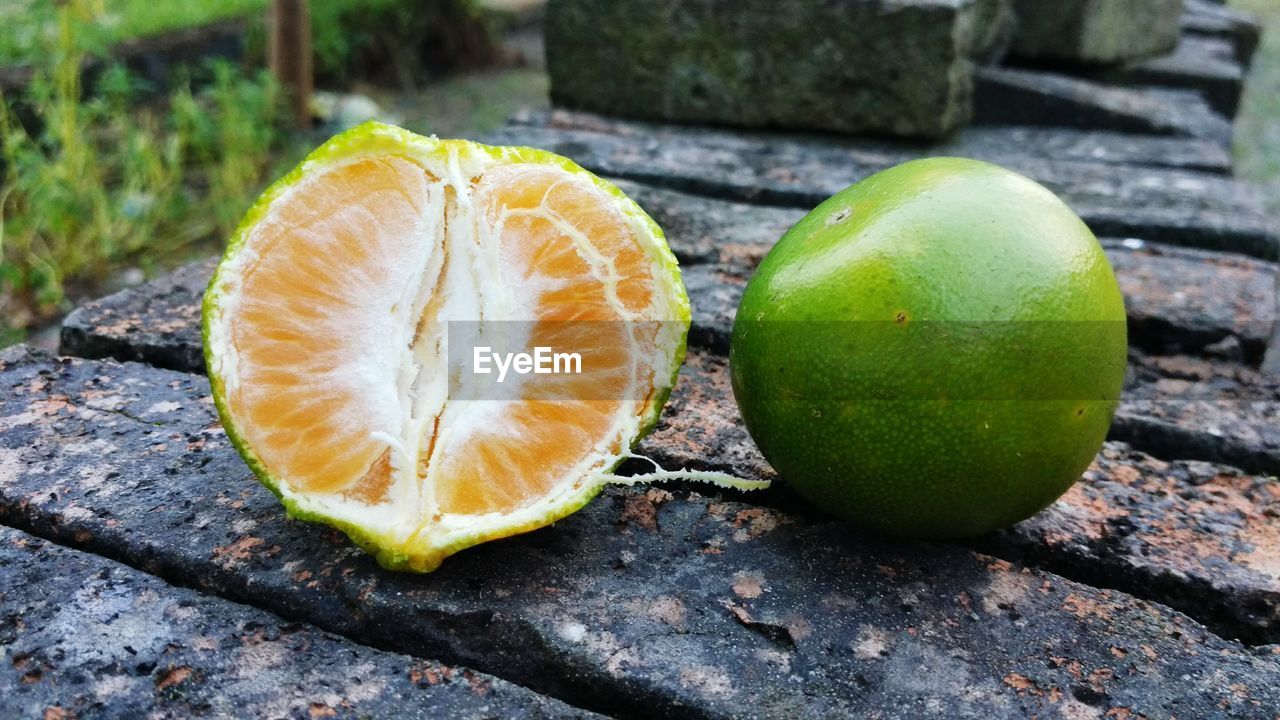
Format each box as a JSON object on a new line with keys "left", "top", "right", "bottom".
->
{"left": 202, "top": 121, "right": 689, "bottom": 573}
{"left": 730, "top": 157, "right": 1127, "bottom": 540}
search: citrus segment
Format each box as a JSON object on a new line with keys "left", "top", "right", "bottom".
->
{"left": 204, "top": 123, "right": 690, "bottom": 571}
{"left": 230, "top": 156, "right": 443, "bottom": 500}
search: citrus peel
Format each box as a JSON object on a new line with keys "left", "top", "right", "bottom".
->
{"left": 203, "top": 122, "right": 705, "bottom": 571}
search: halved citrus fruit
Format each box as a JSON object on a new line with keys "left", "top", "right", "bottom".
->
{"left": 203, "top": 122, "right": 692, "bottom": 571}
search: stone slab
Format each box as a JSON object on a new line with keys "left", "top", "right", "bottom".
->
{"left": 1112, "top": 352, "right": 1280, "bottom": 476}
{"left": 682, "top": 264, "right": 750, "bottom": 356}
{"left": 513, "top": 107, "right": 1234, "bottom": 175}
{"left": 980, "top": 442, "right": 1280, "bottom": 646}
{"left": 59, "top": 216, "right": 1276, "bottom": 373}
{"left": 544, "top": 0, "right": 1012, "bottom": 139}
{"left": 487, "top": 112, "right": 1277, "bottom": 260}
{"left": 635, "top": 350, "right": 775, "bottom": 490}
{"left": 59, "top": 258, "right": 214, "bottom": 373}
{"left": 948, "top": 123, "right": 1231, "bottom": 174}
{"left": 1099, "top": 35, "right": 1245, "bottom": 117}
{"left": 0, "top": 527, "right": 597, "bottom": 720}
{"left": 973, "top": 66, "right": 1233, "bottom": 143}
{"left": 1010, "top": 0, "right": 1184, "bottom": 64}
{"left": 1103, "top": 239, "right": 1277, "bottom": 364}
{"left": 1182, "top": 0, "right": 1263, "bottom": 67}
{"left": 637, "top": 350, "right": 1280, "bottom": 645}
{"left": 1, "top": 347, "right": 1278, "bottom": 718}
{"left": 613, "top": 180, "right": 804, "bottom": 267}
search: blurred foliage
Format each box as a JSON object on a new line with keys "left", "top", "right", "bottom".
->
{"left": 2, "top": 0, "right": 496, "bottom": 89}
{"left": 0, "top": 0, "right": 501, "bottom": 345}
{"left": 1231, "top": 0, "right": 1280, "bottom": 216}
{"left": 0, "top": 0, "right": 262, "bottom": 64}
{"left": 310, "top": 0, "right": 495, "bottom": 87}
{"left": 0, "top": 0, "right": 290, "bottom": 342}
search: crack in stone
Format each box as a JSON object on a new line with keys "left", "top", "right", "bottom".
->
{"left": 90, "top": 405, "right": 166, "bottom": 427}
{"left": 720, "top": 601, "right": 796, "bottom": 650}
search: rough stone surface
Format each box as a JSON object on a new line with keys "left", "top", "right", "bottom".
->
{"left": 682, "top": 264, "right": 748, "bottom": 356}
{"left": 1104, "top": 240, "right": 1277, "bottom": 363}
{"left": 1114, "top": 352, "right": 1280, "bottom": 476}
{"left": 544, "top": 0, "right": 1013, "bottom": 139}
{"left": 1099, "top": 35, "right": 1245, "bottom": 117}
{"left": 0, "top": 527, "right": 597, "bottom": 720}
{"left": 949, "top": 122, "right": 1231, "bottom": 173}
{"left": 980, "top": 443, "right": 1280, "bottom": 646}
{"left": 513, "top": 107, "right": 1234, "bottom": 175}
{"left": 59, "top": 258, "right": 214, "bottom": 372}
{"left": 636, "top": 351, "right": 776, "bottom": 491}
{"left": 488, "top": 112, "right": 1277, "bottom": 260}
{"left": 1182, "top": 0, "right": 1262, "bottom": 66}
{"left": 974, "top": 66, "right": 1232, "bottom": 143}
{"left": 625, "top": 350, "right": 1280, "bottom": 646}
{"left": 664, "top": 348, "right": 1280, "bottom": 629}
{"left": 612, "top": 180, "right": 803, "bottom": 267}
{"left": 666, "top": 343, "right": 1280, "bottom": 632}
{"left": 2, "top": 348, "right": 1279, "bottom": 719}
{"left": 1010, "top": 0, "right": 1185, "bottom": 64}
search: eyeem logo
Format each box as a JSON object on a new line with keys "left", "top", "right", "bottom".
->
{"left": 473, "top": 346, "right": 583, "bottom": 383}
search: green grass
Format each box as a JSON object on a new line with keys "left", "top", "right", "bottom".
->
{"left": 1232, "top": 0, "right": 1280, "bottom": 215}
{"left": 104, "top": 0, "right": 265, "bottom": 41}
{"left": 0, "top": 0, "right": 266, "bottom": 65}
{"left": 0, "top": 0, "right": 494, "bottom": 78}
{"left": 0, "top": 0, "right": 500, "bottom": 348}
{"left": 0, "top": 0, "right": 293, "bottom": 343}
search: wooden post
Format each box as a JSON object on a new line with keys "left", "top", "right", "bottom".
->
{"left": 268, "top": 0, "right": 312, "bottom": 129}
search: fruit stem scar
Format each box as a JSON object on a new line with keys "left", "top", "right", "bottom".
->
{"left": 827, "top": 206, "right": 853, "bottom": 226}
{"left": 600, "top": 452, "right": 772, "bottom": 492}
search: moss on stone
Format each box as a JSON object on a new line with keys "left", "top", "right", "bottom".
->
{"left": 544, "top": 0, "right": 1014, "bottom": 139}
{"left": 1011, "top": 0, "right": 1186, "bottom": 64}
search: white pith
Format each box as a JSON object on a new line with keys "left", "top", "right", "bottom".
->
{"left": 205, "top": 131, "right": 687, "bottom": 565}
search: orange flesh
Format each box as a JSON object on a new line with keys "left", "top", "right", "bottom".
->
{"left": 226, "top": 156, "right": 659, "bottom": 518}
{"left": 231, "top": 157, "right": 438, "bottom": 495}
{"left": 430, "top": 165, "right": 654, "bottom": 515}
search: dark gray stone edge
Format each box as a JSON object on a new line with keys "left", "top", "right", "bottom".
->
{"left": 2, "top": 453, "right": 1277, "bottom": 719}
{"left": 966, "top": 522, "right": 1279, "bottom": 652}
{"left": 0, "top": 504, "right": 628, "bottom": 720}
{"left": 0, "top": 346, "right": 1269, "bottom": 656}
{"left": 1109, "top": 413, "right": 1279, "bottom": 478}
{"left": 0, "top": 524, "right": 602, "bottom": 720}
{"left": 2, "top": 346, "right": 1278, "bottom": 718}
{"left": 600, "top": 168, "right": 1280, "bottom": 262}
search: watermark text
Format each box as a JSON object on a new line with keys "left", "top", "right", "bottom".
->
{"left": 473, "top": 346, "right": 582, "bottom": 383}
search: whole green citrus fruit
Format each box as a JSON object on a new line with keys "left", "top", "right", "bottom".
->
{"left": 729, "top": 157, "right": 1127, "bottom": 538}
